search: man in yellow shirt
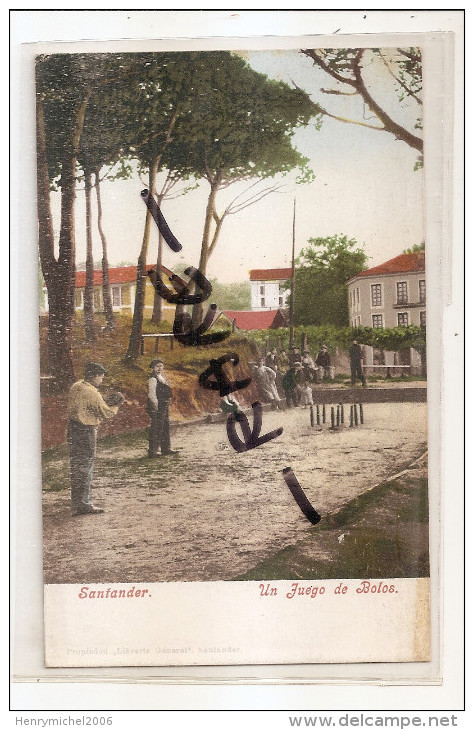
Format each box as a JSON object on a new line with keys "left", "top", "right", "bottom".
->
{"left": 67, "top": 362, "right": 123, "bottom": 515}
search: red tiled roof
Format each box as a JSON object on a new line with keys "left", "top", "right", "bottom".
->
{"left": 221, "top": 309, "right": 286, "bottom": 330}
{"left": 74, "top": 264, "right": 174, "bottom": 288}
{"left": 249, "top": 268, "right": 293, "bottom": 281}
{"left": 349, "top": 253, "right": 425, "bottom": 281}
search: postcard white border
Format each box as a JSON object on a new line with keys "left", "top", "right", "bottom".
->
{"left": 10, "top": 9, "right": 464, "bottom": 713}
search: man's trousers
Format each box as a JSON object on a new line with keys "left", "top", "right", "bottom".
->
{"left": 67, "top": 420, "right": 97, "bottom": 510}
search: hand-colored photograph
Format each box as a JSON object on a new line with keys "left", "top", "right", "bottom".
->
{"left": 36, "top": 43, "right": 430, "bottom": 665}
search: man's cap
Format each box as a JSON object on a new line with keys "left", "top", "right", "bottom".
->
{"left": 84, "top": 362, "right": 107, "bottom": 378}
{"left": 150, "top": 359, "right": 164, "bottom": 368}
{"left": 322, "top": 345, "right": 327, "bottom": 349}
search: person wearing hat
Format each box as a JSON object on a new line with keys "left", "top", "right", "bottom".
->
{"left": 349, "top": 339, "right": 367, "bottom": 387}
{"left": 147, "top": 359, "right": 178, "bottom": 457}
{"left": 67, "top": 362, "right": 124, "bottom": 515}
{"left": 289, "top": 346, "right": 302, "bottom": 367}
{"left": 316, "top": 345, "right": 331, "bottom": 380}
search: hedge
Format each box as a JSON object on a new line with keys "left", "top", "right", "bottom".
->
{"left": 243, "top": 324, "right": 426, "bottom": 355}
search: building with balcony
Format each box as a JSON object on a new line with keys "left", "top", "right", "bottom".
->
{"left": 347, "top": 253, "right": 426, "bottom": 329}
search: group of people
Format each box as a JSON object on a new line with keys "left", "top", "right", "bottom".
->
{"left": 252, "top": 344, "right": 333, "bottom": 410}
{"left": 66, "top": 340, "right": 366, "bottom": 516}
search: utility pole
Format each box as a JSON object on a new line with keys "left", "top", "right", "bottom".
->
{"left": 289, "top": 197, "right": 296, "bottom": 349}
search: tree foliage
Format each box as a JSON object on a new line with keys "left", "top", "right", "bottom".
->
{"left": 160, "top": 51, "right": 317, "bottom": 324}
{"left": 291, "top": 234, "right": 368, "bottom": 327}
{"left": 403, "top": 242, "right": 425, "bottom": 254}
{"left": 36, "top": 51, "right": 318, "bottom": 376}
{"left": 208, "top": 279, "right": 251, "bottom": 311}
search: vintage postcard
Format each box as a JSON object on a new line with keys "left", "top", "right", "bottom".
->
{"left": 28, "top": 26, "right": 451, "bottom": 674}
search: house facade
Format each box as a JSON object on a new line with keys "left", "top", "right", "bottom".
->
{"left": 347, "top": 253, "right": 426, "bottom": 329}
{"left": 249, "top": 268, "right": 292, "bottom": 311}
{"left": 43, "top": 264, "right": 177, "bottom": 324}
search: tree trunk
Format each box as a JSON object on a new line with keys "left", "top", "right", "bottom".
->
{"left": 125, "top": 157, "right": 159, "bottom": 362}
{"left": 151, "top": 194, "right": 164, "bottom": 325}
{"left": 83, "top": 169, "right": 96, "bottom": 341}
{"left": 95, "top": 169, "right": 115, "bottom": 331}
{"left": 36, "top": 93, "right": 77, "bottom": 389}
{"left": 192, "top": 178, "right": 221, "bottom": 327}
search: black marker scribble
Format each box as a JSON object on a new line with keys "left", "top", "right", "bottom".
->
{"left": 147, "top": 266, "right": 212, "bottom": 305}
{"left": 282, "top": 467, "right": 321, "bottom": 525}
{"left": 141, "top": 189, "right": 182, "bottom": 252}
{"left": 173, "top": 304, "right": 230, "bottom": 347}
{"left": 198, "top": 353, "right": 252, "bottom": 397}
{"left": 226, "top": 402, "right": 283, "bottom": 453}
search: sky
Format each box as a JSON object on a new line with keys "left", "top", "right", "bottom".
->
{"left": 50, "top": 47, "right": 424, "bottom": 283}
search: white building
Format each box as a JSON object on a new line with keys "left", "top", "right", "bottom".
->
{"left": 347, "top": 253, "right": 426, "bottom": 329}
{"left": 249, "top": 268, "right": 292, "bottom": 311}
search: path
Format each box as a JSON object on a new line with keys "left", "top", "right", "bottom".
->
{"left": 42, "top": 402, "right": 427, "bottom": 584}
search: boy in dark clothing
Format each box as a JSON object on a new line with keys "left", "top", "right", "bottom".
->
{"left": 316, "top": 345, "right": 331, "bottom": 380}
{"left": 282, "top": 362, "right": 303, "bottom": 408}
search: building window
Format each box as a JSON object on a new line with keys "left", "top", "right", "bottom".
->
{"left": 420, "top": 311, "right": 426, "bottom": 327}
{"left": 358, "top": 316, "right": 361, "bottom": 326}
{"left": 357, "top": 288, "right": 360, "bottom": 304}
{"left": 260, "top": 285, "right": 265, "bottom": 295}
{"left": 396, "top": 281, "right": 408, "bottom": 305}
{"left": 371, "top": 284, "right": 382, "bottom": 307}
{"left": 279, "top": 296, "right": 284, "bottom": 307}
{"left": 260, "top": 297, "right": 265, "bottom": 307}
{"left": 419, "top": 279, "right": 426, "bottom": 304}
{"left": 398, "top": 312, "right": 409, "bottom": 326}
{"left": 112, "top": 286, "right": 122, "bottom": 307}
{"left": 372, "top": 314, "right": 383, "bottom": 328}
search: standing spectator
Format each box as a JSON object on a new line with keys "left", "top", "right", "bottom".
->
{"left": 316, "top": 345, "right": 331, "bottom": 380}
{"left": 275, "top": 349, "right": 289, "bottom": 397}
{"left": 147, "top": 359, "right": 178, "bottom": 457}
{"left": 277, "top": 349, "right": 289, "bottom": 374}
{"left": 282, "top": 362, "right": 304, "bottom": 408}
{"left": 265, "top": 347, "right": 278, "bottom": 371}
{"left": 252, "top": 357, "right": 281, "bottom": 409}
{"left": 67, "top": 362, "right": 124, "bottom": 515}
{"left": 298, "top": 363, "right": 314, "bottom": 408}
{"left": 349, "top": 340, "right": 367, "bottom": 386}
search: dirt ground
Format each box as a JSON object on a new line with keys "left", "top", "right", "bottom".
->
{"left": 42, "top": 401, "right": 427, "bottom": 584}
